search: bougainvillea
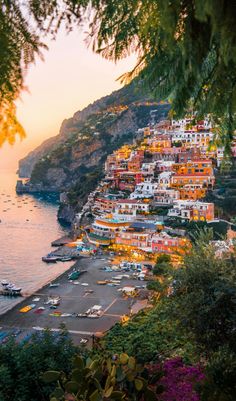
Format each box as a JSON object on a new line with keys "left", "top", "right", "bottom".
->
{"left": 148, "top": 357, "right": 205, "bottom": 401}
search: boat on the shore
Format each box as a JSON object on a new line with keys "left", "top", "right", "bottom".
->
{"left": 77, "top": 305, "right": 103, "bottom": 318}
{"left": 1, "top": 280, "right": 22, "bottom": 296}
{"left": 68, "top": 269, "right": 87, "bottom": 280}
{"left": 58, "top": 256, "right": 73, "bottom": 262}
{"left": 42, "top": 256, "right": 58, "bottom": 263}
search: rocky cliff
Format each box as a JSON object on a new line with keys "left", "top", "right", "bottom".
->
{"left": 18, "top": 82, "right": 170, "bottom": 223}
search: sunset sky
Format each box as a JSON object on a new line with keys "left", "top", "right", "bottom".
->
{"left": 0, "top": 28, "right": 136, "bottom": 170}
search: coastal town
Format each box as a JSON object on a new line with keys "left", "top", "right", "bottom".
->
{"left": 1, "top": 3, "right": 236, "bottom": 398}
{"left": 1, "top": 115, "right": 235, "bottom": 345}
{"left": 76, "top": 115, "right": 235, "bottom": 258}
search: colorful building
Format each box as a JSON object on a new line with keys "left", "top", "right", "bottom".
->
{"left": 171, "top": 173, "right": 215, "bottom": 189}
{"left": 154, "top": 189, "right": 180, "bottom": 205}
{"left": 172, "top": 160, "right": 213, "bottom": 176}
{"left": 168, "top": 200, "right": 214, "bottom": 221}
{"left": 115, "top": 228, "right": 150, "bottom": 250}
{"left": 91, "top": 196, "right": 116, "bottom": 216}
{"left": 179, "top": 185, "right": 207, "bottom": 200}
{"left": 114, "top": 199, "right": 150, "bottom": 221}
{"left": 88, "top": 216, "right": 130, "bottom": 245}
{"left": 151, "top": 233, "right": 186, "bottom": 254}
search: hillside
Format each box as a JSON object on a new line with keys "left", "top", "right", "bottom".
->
{"left": 17, "top": 82, "right": 169, "bottom": 222}
{"left": 18, "top": 81, "right": 166, "bottom": 178}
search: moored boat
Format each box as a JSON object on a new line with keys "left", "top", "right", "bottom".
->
{"left": 42, "top": 256, "right": 58, "bottom": 263}
{"left": 1, "top": 280, "right": 22, "bottom": 296}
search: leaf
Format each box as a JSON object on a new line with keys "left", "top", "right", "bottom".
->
{"left": 42, "top": 371, "right": 60, "bottom": 383}
{"left": 110, "top": 391, "right": 123, "bottom": 400}
{"left": 106, "top": 358, "right": 112, "bottom": 373}
{"left": 52, "top": 388, "right": 64, "bottom": 399}
{"left": 111, "top": 364, "right": 116, "bottom": 377}
{"left": 127, "top": 356, "right": 136, "bottom": 370}
{"left": 72, "top": 368, "right": 83, "bottom": 383}
{"left": 89, "top": 389, "right": 101, "bottom": 401}
{"left": 126, "top": 372, "right": 135, "bottom": 382}
{"left": 116, "top": 367, "right": 126, "bottom": 383}
{"left": 65, "top": 381, "right": 80, "bottom": 394}
{"left": 73, "top": 355, "right": 84, "bottom": 370}
{"left": 83, "top": 367, "right": 92, "bottom": 376}
{"left": 92, "top": 377, "right": 102, "bottom": 391}
{"left": 104, "top": 386, "right": 114, "bottom": 398}
{"left": 119, "top": 353, "right": 129, "bottom": 364}
{"left": 90, "top": 359, "right": 100, "bottom": 371}
{"left": 105, "top": 375, "right": 111, "bottom": 391}
{"left": 86, "top": 357, "right": 92, "bottom": 367}
{"left": 134, "top": 378, "right": 143, "bottom": 391}
{"left": 144, "top": 388, "right": 157, "bottom": 401}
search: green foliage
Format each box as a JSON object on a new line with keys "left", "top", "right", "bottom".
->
{"left": 146, "top": 281, "right": 164, "bottom": 292}
{"left": 1, "top": 1, "right": 236, "bottom": 145}
{"left": 201, "top": 346, "right": 236, "bottom": 401}
{"left": 30, "top": 157, "right": 52, "bottom": 185}
{"left": 104, "top": 299, "right": 197, "bottom": 364}
{"left": 173, "top": 229, "right": 236, "bottom": 353}
{"left": 153, "top": 254, "right": 172, "bottom": 276}
{"left": 0, "top": 325, "right": 78, "bottom": 401}
{"left": 44, "top": 353, "right": 157, "bottom": 401}
{"left": 86, "top": 0, "right": 236, "bottom": 146}
{"left": 66, "top": 167, "right": 103, "bottom": 207}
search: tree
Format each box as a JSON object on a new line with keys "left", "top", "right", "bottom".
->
{"left": 0, "top": 326, "right": 79, "bottom": 401}
{"left": 1, "top": 1, "right": 236, "bottom": 146}
{"left": 153, "top": 254, "right": 172, "bottom": 276}
{"left": 173, "top": 229, "right": 236, "bottom": 353}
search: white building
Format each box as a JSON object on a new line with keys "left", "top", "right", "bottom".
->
{"left": 171, "top": 130, "right": 213, "bottom": 147}
{"left": 141, "top": 162, "right": 157, "bottom": 174}
{"left": 171, "top": 117, "right": 211, "bottom": 130}
{"left": 154, "top": 189, "right": 180, "bottom": 206}
{"left": 157, "top": 172, "right": 173, "bottom": 188}
{"left": 114, "top": 199, "right": 150, "bottom": 221}
{"left": 130, "top": 182, "right": 159, "bottom": 199}
{"left": 168, "top": 200, "right": 214, "bottom": 221}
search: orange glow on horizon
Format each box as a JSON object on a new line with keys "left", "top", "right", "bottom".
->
{"left": 0, "top": 28, "right": 136, "bottom": 170}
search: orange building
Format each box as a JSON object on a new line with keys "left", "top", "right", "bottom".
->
{"left": 172, "top": 160, "right": 213, "bottom": 175}
{"left": 148, "top": 135, "right": 172, "bottom": 152}
{"left": 128, "top": 157, "right": 142, "bottom": 171}
{"left": 179, "top": 185, "right": 207, "bottom": 200}
{"left": 171, "top": 173, "right": 215, "bottom": 189}
{"left": 115, "top": 228, "right": 150, "bottom": 249}
{"left": 91, "top": 197, "right": 116, "bottom": 215}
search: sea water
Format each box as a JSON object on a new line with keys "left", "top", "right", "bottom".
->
{"left": 0, "top": 170, "right": 72, "bottom": 314}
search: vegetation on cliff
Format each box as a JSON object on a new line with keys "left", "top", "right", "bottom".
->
{"left": 20, "top": 82, "right": 167, "bottom": 177}
{"left": 27, "top": 101, "right": 169, "bottom": 218}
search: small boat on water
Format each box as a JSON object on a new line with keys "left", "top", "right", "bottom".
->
{"left": 1, "top": 280, "right": 22, "bottom": 296}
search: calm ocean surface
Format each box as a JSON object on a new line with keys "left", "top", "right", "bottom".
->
{"left": 0, "top": 170, "right": 73, "bottom": 314}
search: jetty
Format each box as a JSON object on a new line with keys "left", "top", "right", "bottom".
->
{"left": 51, "top": 235, "right": 74, "bottom": 247}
